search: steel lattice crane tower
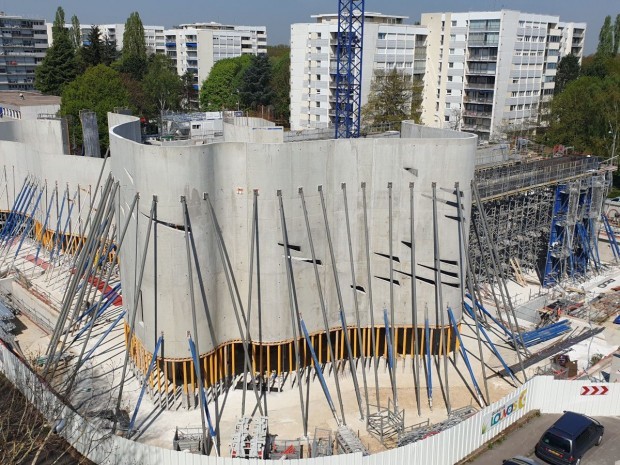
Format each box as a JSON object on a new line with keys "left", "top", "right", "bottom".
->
{"left": 334, "top": 0, "right": 365, "bottom": 139}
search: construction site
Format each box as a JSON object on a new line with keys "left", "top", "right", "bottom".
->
{"left": 0, "top": 4, "right": 619, "bottom": 465}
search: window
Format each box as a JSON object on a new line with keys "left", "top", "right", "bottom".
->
{"left": 448, "top": 76, "right": 453, "bottom": 82}
{"left": 451, "top": 20, "right": 457, "bottom": 27}
{"left": 449, "top": 62, "right": 454, "bottom": 68}
{"left": 446, "top": 102, "right": 451, "bottom": 109}
{"left": 445, "top": 115, "right": 450, "bottom": 121}
{"left": 449, "top": 48, "right": 455, "bottom": 55}
{"left": 510, "top": 105, "right": 516, "bottom": 111}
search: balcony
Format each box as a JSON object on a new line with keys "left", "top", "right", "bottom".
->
{"left": 466, "top": 68, "right": 496, "bottom": 76}
{"left": 463, "top": 110, "right": 492, "bottom": 118}
{"left": 467, "top": 55, "right": 497, "bottom": 62}
{"left": 461, "top": 123, "right": 491, "bottom": 132}
{"left": 468, "top": 41, "right": 499, "bottom": 47}
{"left": 464, "top": 95, "right": 494, "bottom": 104}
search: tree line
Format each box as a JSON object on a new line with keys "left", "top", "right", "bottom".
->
{"left": 544, "top": 13, "right": 620, "bottom": 164}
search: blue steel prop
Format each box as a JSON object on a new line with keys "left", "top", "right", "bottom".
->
{"left": 81, "top": 309, "right": 126, "bottom": 365}
{"left": 49, "top": 188, "right": 68, "bottom": 263}
{"left": 0, "top": 178, "right": 28, "bottom": 242}
{"left": 382, "top": 309, "right": 395, "bottom": 370}
{"left": 424, "top": 317, "right": 432, "bottom": 405}
{"left": 188, "top": 336, "right": 217, "bottom": 438}
{"left": 447, "top": 307, "right": 483, "bottom": 404}
{"left": 127, "top": 334, "right": 164, "bottom": 436}
{"left": 33, "top": 187, "right": 57, "bottom": 267}
{"left": 463, "top": 301, "right": 516, "bottom": 382}
{"left": 14, "top": 187, "right": 44, "bottom": 259}
{"left": 3, "top": 181, "right": 35, "bottom": 245}
{"left": 300, "top": 317, "right": 339, "bottom": 423}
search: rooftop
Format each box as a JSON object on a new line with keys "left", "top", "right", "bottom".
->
{"left": 0, "top": 91, "right": 60, "bottom": 108}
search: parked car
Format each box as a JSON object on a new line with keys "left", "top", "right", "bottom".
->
{"left": 503, "top": 456, "right": 540, "bottom": 465}
{"left": 535, "top": 411, "right": 604, "bottom": 465}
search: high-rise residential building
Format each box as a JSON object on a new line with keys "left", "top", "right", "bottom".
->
{"left": 290, "top": 13, "right": 427, "bottom": 131}
{"left": 47, "top": 23, "right": 166, "bottom": 55}
{"left": 164, "top": 23, "right": 267, "bottom": 91}
{"left": 420, "top": 10, "right": 586, "bottom": 141}
{"left": 0, "top": 13, "right": 48, "bottom": 91}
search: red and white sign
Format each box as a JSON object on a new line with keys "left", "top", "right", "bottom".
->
{"left": 580, "top": 385, "right": 609, "bottom": 396}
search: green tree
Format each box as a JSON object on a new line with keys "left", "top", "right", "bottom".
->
{"left": 266, "top": 44, "right": 290, "bottom": 59}
{"left": 547, "top": 74, "right": 620, "bottom": 157}
{"left": 615, "top": 14, "right": 620, "bottom": 56}
{"left": 598, "top": 15, "right": 614, "bottom": 58}
{"left": 52, "top": 6, "right": 66, "bottom": 37}
{"left": 60, "top": 65, "right": 131, "bottom": 150}
{"left": 181, "top": 71, "right": 198, "bottom": 111}
{"left": 199, "top": 55, "right": 252, "bottom": 111}
{"left": 35, "top": 7, "right": 77, "bottom": 95}
{"left": 270, "top": 52, "right": 290, "bottom": 124}
{"left": 102, "top": 38, "right": 120, "bottom": 66}
{"left": 70, "top": 14, "right": 81, "bottom": 49}
{"left": 410, "top": 77, "right": 424, "bottom": 123}
{"left": 81, "top": 26, "right": 104, "bottom": 68}
{"left": 119, "top": 12, "right": 147, "bottom": 79}
{"left": 362, "top": 68, "right": 413, "bottom": 131}
{"left": 554, "top": 54, "right": 581, "bottom": 94}
{"left": 239, "top": 54, "right": 273, "bottom": 110}
{"left": 143, "top": 54, "right": 183, "bottom": 115}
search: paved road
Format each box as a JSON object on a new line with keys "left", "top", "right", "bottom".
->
{"left": 467, "top": 414, "right": 620, "bottom": 465}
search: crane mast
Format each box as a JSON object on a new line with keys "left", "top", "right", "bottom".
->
{"left": 334, "top": 0, "right": 365, "bottom": 139}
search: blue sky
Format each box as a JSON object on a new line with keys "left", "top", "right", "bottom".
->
{"left": 1, "top": 0, "right": 614, "bottom": 54}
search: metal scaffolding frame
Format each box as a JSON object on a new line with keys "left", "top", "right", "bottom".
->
{"left": 471, "top": 156, "right": 613, "bottom": 286}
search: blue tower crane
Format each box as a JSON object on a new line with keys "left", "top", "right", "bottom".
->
{"left": 334, "top": 0, "right": 365, "bottom": 139}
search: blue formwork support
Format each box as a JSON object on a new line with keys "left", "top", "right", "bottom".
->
{"left": 602, "top": 214, "right": 620, "bottom": 260}
{"left": 49, "top": 189, "right": 68, "bottom": 262}
{"left": 81, "top": 309, "right": 126, "bottom": 365}
{"left": 1, "top": 180, "right": 29, "bottom": 243}
{"left": 4, "top": 182, "right": 34, "bottom": 244}
{"left": 588, "top": 217, "right": 601, "bottom": 270}
{"left": 383, "top": 309, "right": 395, "bottom": 370}
{"left": 74, "top": 283, "right": 121, "bottom": 326}
{"left": 51, "top": 190, "right": 76, "bottom": 264}
{"left": 34, "top": 187, "right": 56, "bottom": 267}
{"left": 14, "top": 187, "right": 43, "bottom": 259}
{"left": 465, "top": 293, "right": 511, "bottom": 337}
{"left": 127, "top": 334, "right": 164, "bottom": 436}
{"left": 300, "top": 318, "right": 338, "bottom": 421}
{"left": 447, "top": 307, "right": 483, "bottom": 402}
{"left": 334, "top": 0, "right": 365, "bottom": 139}
{"left": 463, "top": 302, "right": 516, "bottom": 382}
{"left": 188, "top": 336, "right": 216, "bottom": 438}
{"left": 424, "top": 317, "right": 432, "bottom": 403}
{"left": 543, "top": 184, "right": 570, "bottom": 287}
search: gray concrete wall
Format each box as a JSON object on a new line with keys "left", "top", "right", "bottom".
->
{"left": 0, "top": 119, "right": 105, "bottom": 230}
{"left": 0, "top": 118, "right": 68, "bottom": 155}
{"left": 110, "top": 117, "right": 477, "bottom": 358}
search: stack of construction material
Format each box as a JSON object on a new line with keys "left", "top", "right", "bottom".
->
{"left": 0, "top": 300, "right": 15, "bottom": 344}
{"left": 515, "top": 320, "right": 572, "bottom": 348}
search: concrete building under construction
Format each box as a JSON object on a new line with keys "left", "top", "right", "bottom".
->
{"left": 0, "top": 113, "right": 616, "bottom": 461}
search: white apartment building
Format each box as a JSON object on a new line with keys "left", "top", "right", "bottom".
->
{"left": 164, "top": 23, "right": 267, "bottom": 91}
{"left": 420, "top": 10, "right": 586, "bottom": 141}
{"left": 0, "top": 13, "right": 48, "bottom": 91}
{"left": 47, "top": 23, "right": 166, "bottom": 55}
{"left": 290, "top": 13, "right": 427, "bottom": 131}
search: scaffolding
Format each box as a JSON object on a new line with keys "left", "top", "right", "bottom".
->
{"left": 471, "top": 156, "right": 613, "bottom": 286}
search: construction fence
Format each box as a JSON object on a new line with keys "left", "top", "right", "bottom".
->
{"left": 1, "top": 340, "right": 619, "bottom": 465}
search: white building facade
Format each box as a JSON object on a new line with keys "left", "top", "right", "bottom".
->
{"left": 420, "top": 10, "right": 586, "bottom": 141}
{"left": 290, "top": 13, "right": 427, "bottom": 131}
{"left": 0, "top": 13, "right": 48, "bottom": 91}
{"left": 164, "top": 23, "right": 267, "bottom": 91}
{"left": 47, "top": 23, "right": 166, "bottom": 55}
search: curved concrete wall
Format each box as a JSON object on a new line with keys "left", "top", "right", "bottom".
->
{"left": 110, "top": 117, "right": 477, "bottom": 358}
{"left": 0, "top": 120, "right": 106, "bottom": 229}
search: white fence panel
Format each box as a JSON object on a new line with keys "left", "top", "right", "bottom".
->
{"left": 2, "top": 340, "right": 619, "bottom": 465}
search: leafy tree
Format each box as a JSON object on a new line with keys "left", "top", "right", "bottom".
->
{"left": 60, "top": 65, "right": 131, "bottom": 151}
{"left": 70, "top": 14, "right": 81, "bottom": 49}
{"left": 81, "top": 26, "right": 104, "bottom": 68}
{"left": 598, "top": 15, "right": 614, "bottom": 58}
{"left": 199, "top": 55, "right": 252, "bottom": 111}
{"left": 35, "top": 7, "right": 77, "bottom": 95}
{"left": 362, "top": 68, "right": 413, "bottom": 130}
{"left": 554, "top": 54, "right": 580, "bottom": 94}
{"left": 266, "top": 44, "right": 290, "bottom": 59}
{"left": 181, "top": 71, "right": 198, "bottom": 111}
{"left": 270, "top": 52, "right": 290, "bottom": 123}
{"left": 119, "top": 12, "right": 147, "bottom": 79}
{"left": 143, "top": 54, "right": 183, "bottom": 115}
{"left": 547, "top": 74, "right": 620, "bottom": 158}
{"left": 239, "top": 54, "right": 273, "bottom": 110}
{"left": 102, "top": 38, "right": 120, "bottom": 66}
{"left": 410, "top": 77, "right": 424, "bottom": 123}
{"left": 615, "top": 14, "right": 620, "bottom": 56}
{"left": 52, "top": 6, "right": 66, "bottom": 37}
